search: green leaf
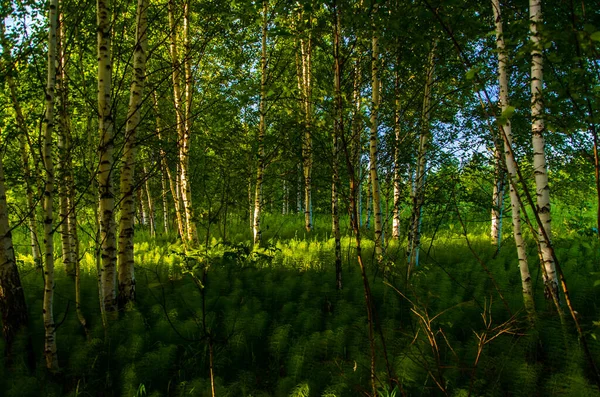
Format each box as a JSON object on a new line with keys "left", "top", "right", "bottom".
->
{"left": 466, "top": 68, "right": 476, "bottom": 80}
{"left": 591, "top": 31, "right": 600, "bottom": 42}
{"left": 594, "top": 279, "right": 600, "bottom": 287}
{"left": 501, "top": 106, "right": 516, "bottom": 119}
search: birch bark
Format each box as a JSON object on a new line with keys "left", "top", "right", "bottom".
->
{"left": 118, "top": 0, "right": 148, "bottom": 308}
{"left": 493, "top": 0, "right": 535, "bottom": 315}
{"left": 42, "top": 0, "right": 59, "bottom": 370}
{"left": 530, "top": 0, "right": 559, "bottom": 300}
{"left": 98, "top": 0, "right": 118, "bottom": 316}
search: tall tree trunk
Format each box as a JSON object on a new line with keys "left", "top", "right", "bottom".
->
{"left": 253, "top": 0, "right": 268, "bottom": 246}
{"left": 0, "top": 128, "right": 31, "bottom": 365}
{"left": 181, "top": 0, "right": 197, "bottom": 245}
{"left": 493, "top": 0, "right": 535, "bottom": 317}
{"left": 369, "top": 16, "right": 383, "bottom": 260}
{"left": 168, "top": 0, "right": 188, "bottom": 246}
{"left": 153, "top": 90, "right": 184, "bottom": 239}
{"left": 392, "top": 60, "right": 402, "bottom": 239}
{"left": 143, "top": 165, "right": 156, "bottom": 237}
{"left": 56, "top": 11, "right": 76, "bottom": 278}
{"left": 98, "top": 0, "right": 118, "bottom": 316}
{"left": 332, "top": 4, "right": 343, "bottom": 290}
{"left": 530, "top": 0, "right": 559, "bottom": 300}
{"left": 118, "top": 0, "right": 147, "bottom": 309}
{"left": 490, "top": 143, "right": 505, "bottom": 247}
{"left": 407, "top": 42, "right": 436, "bottom": 278}
{"left": 0, "top": 21, "right": 42, "bottom": 268}
{"left": 352, "top": 57, "right": 363, "bottom": 228}
{"left": 42, "top": 0, "right": 59, "bottom": 370}
{"left": 301, "top": 34, "right": 313, "bottom": 233}
{"left": 160, "top": 162, "right": 169, "bottom": 234}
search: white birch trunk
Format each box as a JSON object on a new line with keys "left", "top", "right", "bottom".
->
{"left": 408, "top": 42, "right": 436, "bottom": 277}
{"left": 369, "top": 24, "right": 383, "bottom": 259}
{"left": 118, "top": 0, "right": 147, "bottom": 309}
{"left": 253, "top": 0, "right": 268, "bottom": 246}
{"left": 0, "top": 21, "right": 42, "bottom": 268}
{"left": 98, "top": 0, "right": 118, "bottom": 316}
{"left": 493, "top": 0, "right": 535, "bottom": 315}
{"left": 42, "top": 0, "right": 59, "bottom": 370}
{"left": 181, "top": 0, "right": 197, "bottom": 244}
{"left": 168, "top": 0, "right": 188, "bottom": 246}
{"left": 530, "top": 0, "right": 559, "bottom": 300}
{"left": 392, "top": 63, "right": 402, "bottom": 239}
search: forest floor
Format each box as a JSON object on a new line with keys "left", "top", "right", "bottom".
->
{"left": 1, "top": 213, "right": 600, "bottom": 396}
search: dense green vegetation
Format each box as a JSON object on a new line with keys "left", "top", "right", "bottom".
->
{"left": 1, "top": 0, "right": 600, "bottom": 395}
{"left": 0, "top": 207, "right": 599, "bottom": 396}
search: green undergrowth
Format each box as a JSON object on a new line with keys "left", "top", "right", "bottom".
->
{"left": 2, "top": 214, "right": 600, "bottom": 396}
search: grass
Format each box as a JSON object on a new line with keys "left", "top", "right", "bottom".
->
{"left": 2, "top": 205, "right": 600, "bottom": 396}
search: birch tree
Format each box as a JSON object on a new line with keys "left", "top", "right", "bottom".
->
{"left": 181, "top": 0, "right": 198, "bottom": 244}
{"left": 118, "top": 0, "right": 148, "bottom": 308}
{"left": 168, "top": 0, "right": 188, "bottom": 245}
{"left": 530, "top": 0, "right": 558, "bottom": 300}
{"left": 407, "top": 41, "right": 436, "bottom": 277}
{"left": 369, "top": 8, "right": 383, "bottom": 259}
{"left": 0, "top": 128, "right": 30, "bottom": 364}
{"left": 253, "top": 0, "right": 268, "bottom": 246}
{"left": 0, "top": 20, "right": 41, "bottom": 268}
{"left": 98, "top": 0, "right": 118, "bottom": 316}
{"left": 42, "top": 0, "right": 59, "bottom": 370}
{"left": 332, "top": 2, "right": 342, "bottom": 290}
{"left": 493, "top": 0, "right": 535, "bottom": 316}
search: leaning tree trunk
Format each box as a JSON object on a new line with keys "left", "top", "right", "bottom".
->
{"left": 369, "top": 18, "right": 383, "bottom": 260}
{"left": 0, "top": 128, "right": 31, "bottom": 365}
{"left": 0, "top": 21, "right": 42, "bottom": 268}
{"left": 42, "top": 0, "right": 59, "bottom": 370}
{"left": 407, "top": 42, "right": 436, "bottom": 278}
{"left": 118, "top": 0, "right": 147, "bottom": 309}
{"left": 352, "top": 57, "right": 363, "bottom": 228}
{"left": 253, "top": 0, "right": 268, "bottom": 246}
{"left": 98, "top": 0, "right": 118, "bottom": 316}
{"left": 530, "top": 0, "right": 559, "bottom": 301}
{"left": 493, "top": 0, "right": 535, "bottom": 317}
{"left": 332, "top": 5, "right": 343, "bottom": 290}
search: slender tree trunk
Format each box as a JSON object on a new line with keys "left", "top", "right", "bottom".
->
{"left": 143, "top": 165, "right": 156, "bottom": 237}
{"left": 0, "top": 128, "right": 31, "bottom": 365}
{"left": 332, "top": 5, "right": 343, "bottom": 290}
{"left": 369, "top": 18, "right": 383, "bottom": 260}
{"left": 253, "top": 0, "right": 268, "bottom": 246}
{"left": 407, "top": 42, "right": 436, "bottom": 278}
{"left": 42, "top": 0, "right": 59, "bottom": 370}
{"left": 493, "top": 0, "right": 535, "bottom": 316}
{"left": 0, "top": 21, "right": 42, "bottom": 268}
{"left": 153, "top": 90, "right": 184, "bottom": 239}
{"left": 490, "top": 145, "right": 505, "bottom": 247}
{"left": 56, "top": 12, "right": 75, "bottom": 278}
{"left": 392, "top": 61, "right": 402, "bottom": 239}
{"left": 530, "top": 0, "right": 559, "bottom": 300}
{"left": 98, "top": 0, "right": 118, "bottom": 316}
{"left": 160, "top": 162, "right": 169, "bottom": 234}
{"left": 168, "top": 0, "right": 188, "bottom": 246}
{"left": 352, "top": 57, "right": 363, "bottom": 228}
{"left": 297, "top": 163, "right": 302, "bottom": 214}
{"left": 118, "top": 0, "right": 147, "bottom": 309}
{"left": 301, "top": 34, "right": 313, "bottom": 233}
{"left": 181, "top": 0, "right": 197, "bottom": 245}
